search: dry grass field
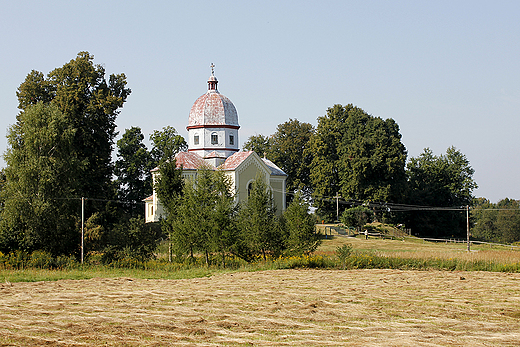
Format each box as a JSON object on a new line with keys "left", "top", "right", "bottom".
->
{"left": 1, "top": 268, "right": 520, "bottom": 346}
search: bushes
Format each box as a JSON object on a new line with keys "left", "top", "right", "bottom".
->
{"left": 0, "top": 250, "right": 78, "bottom": 270}
{"left": 1, "top": 244, "right": 519, "bottom": 273}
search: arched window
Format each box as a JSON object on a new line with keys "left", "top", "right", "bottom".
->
{"left": 211, "top": 132, "right": 218, "bottom": 145}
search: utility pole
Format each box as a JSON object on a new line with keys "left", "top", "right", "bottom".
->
{"left": 81, "top": 197, "right": 85, "bottom": 264}
{"left": 466, "top": 205, "right": 470, "bottom": 252}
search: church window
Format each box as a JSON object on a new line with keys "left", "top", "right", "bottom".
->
{"left": 229, "top": 134, "right": 234, "bottom": 145}
{"left": 211, "top": 133, "right": 218, "bottom": 144}
{"left": 194, "top": 135, "right": 199, "bottom": 145}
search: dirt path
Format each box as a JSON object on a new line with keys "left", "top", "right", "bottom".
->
{"left": 1, "top": 269, "right": 519, "bottom": 346}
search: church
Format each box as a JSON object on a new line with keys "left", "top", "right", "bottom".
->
{"left": 144, "top": 66, "right": 287, "bottom": 223}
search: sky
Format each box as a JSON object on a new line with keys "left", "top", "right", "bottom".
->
{"left": 0, "top": 0, "right": 519, "bottom": 203}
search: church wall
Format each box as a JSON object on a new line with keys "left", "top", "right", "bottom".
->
{"left": 236, "top": 162, "right": 268, "bottom": 205}
{"left": 269, "top": 177, "right": 286, "bottom": 214}
{"left": 188, "top": 127, "right": 238, "bottom": 158}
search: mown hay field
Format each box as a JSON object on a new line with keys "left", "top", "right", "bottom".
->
{"left": 1, "top": 268, "right": 520, "bottom": 346}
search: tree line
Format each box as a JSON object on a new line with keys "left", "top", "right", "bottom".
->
{"left": 244, "top": 107, "right": 517, "bottom": 243}
{"left": 0, "top": 52, "right": 517, "bottom": 262}
{"left": 0, "top": 52, "right": 320, "bottom": 262}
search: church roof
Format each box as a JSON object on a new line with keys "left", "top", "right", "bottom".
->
{"left": 219, "top": 151, "right": 287, "bottom": 176}
{"left": 187, "top": 72, "right": 239, "bottom": 129}
{"left": 262, "top": 158, "right": 287, "bottom": 176}
{"left": 204, "top": 151, "right": 226, "bottom": 159}
{"left": 175, "top": 151, "right": 214, "bottom": 170}
{"left": 219, "top": 151, "right": 254, "bottom": 171}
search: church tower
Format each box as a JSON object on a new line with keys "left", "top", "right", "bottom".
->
{"left": 187, "top": 64, "right": 240, "bottom": 166}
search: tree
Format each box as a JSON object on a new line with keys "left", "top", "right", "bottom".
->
{"left": 149, "top": 126, "right": 187, "bottom": 167}
{"left": 471, "top": 198, "right": 500, "bottom": 242}
{"left": 281, "top": 192, "right": 320, "bottom": 256}
{"left": 269, "top": 119, "right": 314, "bottom": 200}
{"left": 340, "top": 206, "right": 374, "bottom": 232}
{"left": 338, "top": 112, "right": 407, "bottom": 203}
{"left": 16, "top": 52, "right": 131, "bottom": 203}
{"left": 405, "top": 147, "right": 478, "bottom": 238}
{"left": 308, "top": 104, "right": 407, "bottom": 221}
{"left": 495, "top": 199, "right": 520, "bottom": 243}
{"left": 243, "top": 134, "right": 270, "bottom": 157}
{"left": 114, "top": 127, "right": 153, "bottom": 217}
{"left": 237, "top": 175, "right": 281, "bottom": 260}
{"left": 169, "top": 167, "right": 236, "bottom": 265}
{"left": 0, "top": 103, "right": 80, "bottom": 255}
{"left": 473, "top": 198, "right": 520, "bottom": 244}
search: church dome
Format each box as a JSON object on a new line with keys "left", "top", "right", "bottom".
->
{"left": 187, "top": 73, "right": 239, "bottom": 129}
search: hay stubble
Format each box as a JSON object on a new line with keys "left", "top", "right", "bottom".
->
{"left": 1, "top": 269, "right": 519, "bottom": 346}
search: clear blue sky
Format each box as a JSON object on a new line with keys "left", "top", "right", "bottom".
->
{"left": 1, "top": 0, "right": 519, "bottom": 203}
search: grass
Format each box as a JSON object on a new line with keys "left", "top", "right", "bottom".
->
{"left": 1, "top": 230, "right": 520, "bottom": 283}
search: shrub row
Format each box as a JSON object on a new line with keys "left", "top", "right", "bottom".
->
{"left": 1, "top": 249, "right": 519, "bottom": 273}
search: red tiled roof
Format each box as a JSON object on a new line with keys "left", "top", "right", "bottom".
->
{"left": 175, "top": 152, "right": 212, "bottom": 170}
{"left": 204, "top": 151, "right": 225, "bottom": 159}
{"left": 219, "top": 151, "right": 254, "bottom": 170}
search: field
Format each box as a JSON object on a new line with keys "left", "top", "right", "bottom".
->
{"left": 1, "top": 236, "right": 520, "bottom": 346}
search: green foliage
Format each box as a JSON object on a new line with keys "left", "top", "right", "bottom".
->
{"left": 281, "top": 192, "right": 320, "bottom": 256}
{"left": 114, "top": 127, "right": 153, "bottom": 217}
{"left": 2, "top": 52, "right": 131, "bottom": 256}
{"left": 29, "top": 250, "right": 54, "bottom": 269}
{"left": 154, "top": 159, "right": 184, "bottom": 215}
{"left": 169, "top": 167, "right": 237, "bottom": 265}
{"left": 237, "top": 175, "right": 281, "bottom": 261}
{"left": 0, "top": 102, "right": 80, "bottom": 255}
{"left": 17, "top": 52, "right": 131, "bottom": 203}
{"left": 101, "top": 218, "right": 163, "bottom": 263}
{"left": 268, "top": 119, "right": 315, "bottom": 200}
{"left": 341, "top": 206, "right": 374, "bottom": 231}
{"left": 472, "top": 198, "right": 520, "bottom": 243}
{"left": 405, "top": 147, "right": 478, "bottom": 238}
{"left": 335, "top": 243, "right": 353, "bottom": 269}
{"left": 150, "top": 126, "right": 187, "bottom": 166}
{"left": 308, "top": 104, "right": 407, "bottom": 220}
{"left": 242, "top": 134, "right": 270, "bottom": 157}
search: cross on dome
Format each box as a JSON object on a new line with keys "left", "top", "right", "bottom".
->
{"left": 207, "top": 63, "right": 218, "bottom": 91}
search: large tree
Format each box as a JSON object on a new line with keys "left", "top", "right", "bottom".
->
{"left": 269, "top": 119, "right": 314, "bottom": 200}
{"left": 405, "top": 147, "right": 478, "bottom": 238}
{"left": 0, "top": 103, "right": 80, "bottom": 255}
{"left": 16, "top": 52, "right": 131, "bottom": 202}
{"left": 243, "top": 134, "right": 270, "bottom": 158}
{"left": 114, "top": 127, "right": 153, "bottom": 217}
{"left": 308, "top": 104, "right": 407, "bottom": 221}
